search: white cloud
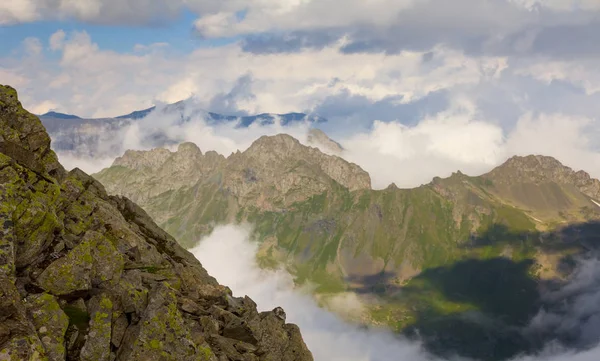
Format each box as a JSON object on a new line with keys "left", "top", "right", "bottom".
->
{"left": 28, "top": 100, "right": 57, "bottom": 114}
{"left": 190, "top": 224, "right": 439, "bottom": 361}
{"left": 337, "top": 102, "right": 507, "bottom": 188}
{"left": 49, "top": 30, "right": 66, "bottom": 51}
{"left": 22, "top": 37, "right": 43, "bottom": 56}
{"left": 1, "top": 30, "right": 506, "bottom": 118}
{"left": 332, "top": 108, "right": 600, "bottom": 189}
{"left": 0, "top": 0, "right": 39, "bottom": 25}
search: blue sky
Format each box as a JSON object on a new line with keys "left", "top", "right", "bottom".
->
{"left": 0, "top": 9, "right": 240, "bottom": 57}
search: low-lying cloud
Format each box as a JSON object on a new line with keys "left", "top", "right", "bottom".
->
{"left": 190, "top": 225, "right": 442, "bottom": 361}
{"left": 190, "top": 225, "right": 600, "bottom": 361}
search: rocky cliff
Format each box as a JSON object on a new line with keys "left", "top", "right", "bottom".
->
{"left": 0, "top": 85, "right": 313, "bottom": 361}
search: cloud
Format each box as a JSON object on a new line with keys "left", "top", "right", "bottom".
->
{"left": 4, "top": 0, "right": 600, "bottom": 61}
{"left": 190, "top": 224, "right": 440, "bottom": 361}
{"left": 331, "top": 106, "right": 600, "bottom": 189}
{"left": 22, "top": 37, "right": 43, "bottom": 56}
{"left": 49, "top": 30, "right": 66, "bottom": 51}
{"left": 2, "top": 29, "right": 600, "bottom": 192}
{"left": 207, "top": 73, "right": 256, "bottom": 116}
{"left": 190, "top": 224, "right": 600, "bottom": 361}
{"left": 526, "top": 258, "right": 600, "bottom": 351}
{"left": 3, "top": 30, "right": 503, "bottom": 119}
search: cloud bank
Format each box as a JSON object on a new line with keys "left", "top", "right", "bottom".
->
{"left": 190, "top": 225, "right": 442, "bottom": 361}
{"left": 191, "top": 225, "right": 600, "bottom": 361}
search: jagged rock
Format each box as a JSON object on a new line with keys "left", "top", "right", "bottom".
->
{"left": 25, "top": 293, "right": 69, "bottom": 361}
{"left": 111, "top": 314, "right": 128, "bottom": 348}
{"left": 0, "top": 84, "right": 313, "bottom": 361}
{"left": 306, "top": 128, "right": 344, "bottom": 154}
{"left": 486, "top": 154, "right": 600, "bottom": 200}
{"left": 37, "top": 231, "right": 125, "bottom": 295}
{"left": 0, "top": 279, "right": 47, "bottom": 361}
{"left": 80, "top": 294, "right": 113, "bottom": 361}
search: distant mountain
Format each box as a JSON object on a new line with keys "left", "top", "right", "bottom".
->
{"left": 39, "top": 101, "right": 328, "bottom": 159}
{"left": 94, "top": 136, "right": 600, "bottom": 360}
{"left": 40, "top": 111, "right": 81, "bottom": 119}
{"left": 116, "top": 106, "right": 156, "bottom": 119}
{"left": 115, "top": 104, "right": 327, "bottom": 126}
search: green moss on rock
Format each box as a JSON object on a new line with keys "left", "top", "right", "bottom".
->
{"left": 26, "top": 293, "right": 69, "bottom": 361}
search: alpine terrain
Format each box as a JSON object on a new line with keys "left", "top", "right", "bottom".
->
{"left": 94, "top": 131, "right": 600, "bottom": 360}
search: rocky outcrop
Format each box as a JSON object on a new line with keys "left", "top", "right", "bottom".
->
{"left": 0, "top": 85, "right": 313, "bottom": 361}
{"left": 485, "top": 155, "right": 600, "bottom": 201}
{"left": 96, "top": 132, "right": 370, "bottom": 213}
{"left": 306, "top": 129, "right": 343, "bottom": 155}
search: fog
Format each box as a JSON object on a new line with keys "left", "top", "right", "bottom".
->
{"left": 190, "top": 225, "right": 444, "bottom": 361}
{"left": 191, "top": 225, "right": 600, "bottom": 361}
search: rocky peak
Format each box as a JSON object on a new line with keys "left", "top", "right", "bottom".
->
{"left": 243, "top": 133, "right": 371, "bottom": 192}
{"left": 485, "top": 154, "right": 600, "bottom": 200}
{"left": 113, "top": 148, "right": 173, "bottom": 171}
{"left": 245, "top": 134, "right": 304, "bottom": 158}
{"left": 0, "top": 85, "right": 65, "bottom": 180}
{"left": 306, "top": 128, "right": 344, "bottom": 155}
{"left": 0, "top": 85, "right": 313, "bottom": 361}
{"left": 177, "top": 142, "right": 203, "bottom": 156}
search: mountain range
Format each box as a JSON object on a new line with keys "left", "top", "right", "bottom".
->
{"left": 0, "top": 86, "right": 314, "bottom": 361}
{"left": 38, "top": 103, "right": 327, "bottom": 159}
{"left": 93, "top": 133, "right": 600, "bottom": 360}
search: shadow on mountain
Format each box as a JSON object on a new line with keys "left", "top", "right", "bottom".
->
{"left": 401, "top": 257, "right": 542, "bottom": 361}
{"left": 345, "top": 221, "right": 600, "bottom": 361}
{"left": 464, "top": 221, "right": 600, "bottom": 253}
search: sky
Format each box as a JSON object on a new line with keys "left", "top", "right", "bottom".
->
{"left": 2, "top": 0, "right": 600, "bottom": 189}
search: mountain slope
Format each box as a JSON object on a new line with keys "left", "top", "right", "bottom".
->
{"left": 94, "top": 134, "right": 600, "bottom": 360}
{"left": 0, "top": 85, "right": 313, "bottom": 361}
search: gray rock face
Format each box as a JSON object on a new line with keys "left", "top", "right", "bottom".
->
{"left": 0, "top": 84, "right": 313, "bottom": 361}
{"left": 96, "top": 133, "right": 371, "bottom": 215}
{"left": 307, "top": 128, "right": 344, "bottom": 155}
{"left": 486, "top": 155, "right": 600, "bottom": 200}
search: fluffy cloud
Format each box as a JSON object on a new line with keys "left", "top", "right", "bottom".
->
{"left": 335, "top": 107, "right": 600, "bottom": 188}
{"left": 3, "top": 0, "right": 600, "bottom": 61}
{"left": 190, "top": 225, "right": 435, "bottom": 361}
{"left": 2, "top": 30, "right": 505, "bottom": 118}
